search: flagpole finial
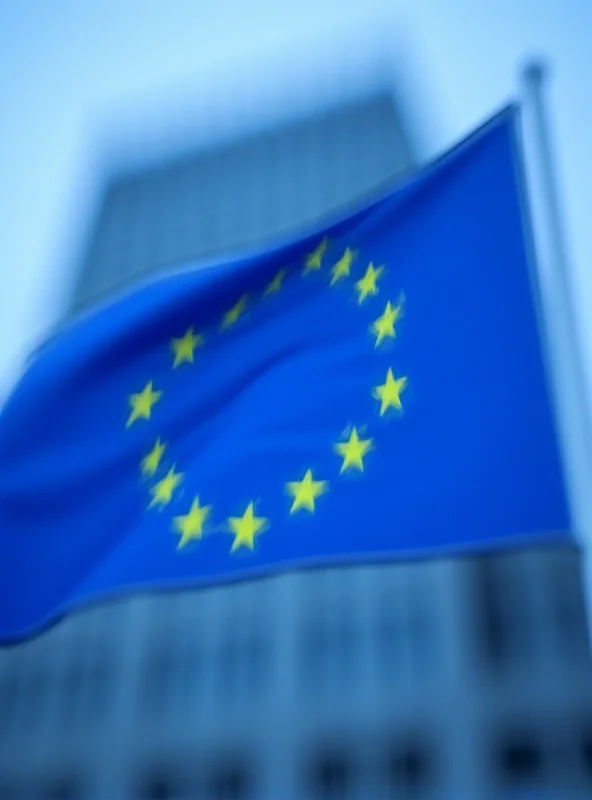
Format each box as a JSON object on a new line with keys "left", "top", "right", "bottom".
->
{"left": 521, "top": 57, "right": 549, "bottom": 87}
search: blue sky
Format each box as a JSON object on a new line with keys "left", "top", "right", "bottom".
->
{"left": 1, "top": 1, "right": 590, "bottom": 508}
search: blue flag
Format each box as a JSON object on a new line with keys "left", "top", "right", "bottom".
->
{"left": 0, "top": 106, "right": 570, "bottom": 640}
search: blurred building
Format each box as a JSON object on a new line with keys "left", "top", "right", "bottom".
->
{"left": 70, "top": 89, "right": 414, "bottom": 316}
{"left": 1, "top": 86, "right": 592, "bottom": 800}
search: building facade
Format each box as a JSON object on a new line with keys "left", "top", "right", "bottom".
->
{"left": 71, "top": 90, "right": 415, "bottom": 316}
{"left": 1, "top": 89, "right": 591, "bottom": 800}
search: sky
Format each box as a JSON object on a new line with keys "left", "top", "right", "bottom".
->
{"left": 0, "top": 0, "right": 591, "bottom": 541}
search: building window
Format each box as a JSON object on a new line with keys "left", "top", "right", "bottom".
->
{"left": 547, "top": 549, "right": 590, "bottom": 663}
{"left": 216, "top": 628, "right": 269, "bottom": 700}
{"left": 18, "top": 667, "right": 48, "bottom": 729}
{"left": 179, "top": 644, "right": 201, "bottom": 698}
{"left": 328, "top": 612, "right": 358, "bottom": 682}
{"left": 216, "top": 634, "right": 241, "bottom": 699}
{"left": 0, "top": 668, "right": 19, "bottom": 736}
{"left": 496, "top": 734, "right": 545, "bottom": 789}
{"left": 0, "top": 781, "right": 20, "bottom": 800}
{"left": 86, "top": 653, "right": 112, "bottom": 718}
{"left": 388, "top": 741, "right": 434, "bottom": 797}
{"left": 309, "top": 750, "right": 354, "bottom": 799}
{"left": 473, "top": 554, "right": 536, "bottom": 668}
{"left": 59, "top": 661, "right": 86, "bottom": 726}
{"left": 140, "top": 648, "right": 175, "bottom": 714}
{"left": 244, "top": 631, "right": 269, "bottom": 693}
{"left": 299, "top": 603, "right": 358, "bottom": 691}
{"left": 206, "top": 761, "right": 252, "bottom": 800}
{"left": 139, "top": 618, "right": 202, "bottom": 715}
{"left": 406, "top": 588, "right": 434, "bottom": 671}
{"left": 37, "top": 776, "right": 82, "bottom": 800}
{"left": 581, "top": 727, "right": 592, "bottom": 781}
{"left": 299, "top": 614, "right": 328, "bottom": 688}
{"left": 137, "top": 770, "right": 184, "bottom": 800}
{"left": 375, "top": 596, "right": 404, "bottom": 674}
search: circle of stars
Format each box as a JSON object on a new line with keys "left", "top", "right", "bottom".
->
{"left": 125, "top": 236, "right": 409, "bottom": 555}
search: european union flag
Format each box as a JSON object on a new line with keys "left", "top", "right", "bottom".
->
{"left": 0, "top": 106, "right": 570, "bottom": 640}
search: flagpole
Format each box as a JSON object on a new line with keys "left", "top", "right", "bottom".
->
{"left": 519, "top": 59, "right": 592, "bottom": 623}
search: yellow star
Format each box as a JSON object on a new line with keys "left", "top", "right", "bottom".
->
{"left": 148, "top": 465, "right": 183, "bottom": 509}
{"left": 303, "top": 237, "right": 328, "bottom": 273}
{"left": 264, "top": 268, "right": 287, "bottom": 296}
{"left": 221, "top": 294, "right": 248, "bottom": 329}
{"left": 286, "top": 469, "right": 328, "bottom": 513}
{"left": 371, "top": 301, "right": 402, "bottom": 347}
{"left": 334, "top": 428, "right": 373, "bottom": 473}
{"left": 173, "top": 496, "right": 212, "bottom": 548}
{"left": 126, "top": 381, "right": 162, "bottom": 428}
{"left": 372, "top": 368, "right": 408, "bottom": 416}
{"left": 140, "top": 437, "right": 167, "bottom": 477}
{"left": 355, "top": 263, "right": 383, "bottom": 304}
{"left": 171, "top": 327, "right": 204, "bottom": 368}
{"left": 228, "top": 502, "right": 267, "bottom": 552}
{"left": 330, "top": 247, "right": 356, "bottom": 286}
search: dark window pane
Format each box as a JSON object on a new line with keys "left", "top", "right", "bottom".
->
{"left": 179, "top": 645, "right": 201, "bottom": 696}
{"left": 138, "top": 772, "right": 182, "bottom": 800}
{"left": 0, "top": 670, "right": 19, "bottom": 735}
{"left": 217, "top": 638, "right": 241, "bottom": 697}
{"left": 389, "top": 743, "right": 432, "bottom": 792}
{"left": 329, "top": 616, "right": 357, "bottom": 680}
{"left": 207, "top": 763, "right": 251, "bottom": 800}
{"left": 38, "top": 777, "right": 81, "bottom": 800}
{"left": 407, "top": 594, "right": 433, "bottom": 669}
{"left": 87, "top": 657, "right": 111, "bottom": 716}
{"left": 310, "top": 752, "right": 353, "bottom": 798}
{"left": 299, "top": 618, "right": 328, "bottom": 686}
{"left": 0, "top": 781, "right": 21, "bottom": 800}
{"left": 59, "top": 663, "right": 86, "bottom": 726}
{"left": 244, "top": 633, "right": 269, "bottom": 692}
{"left": 140, "top": 650, "right": 174, "bottom": 713}
{"left": 548, "top": 552, "right": 590, "bottom": 662}
{"left": 498, "top": 737, "right": 544, "bottom": 785}
{"left": 19, "top": 669, "right": 48, "bottom": 728}
{"left": 473, "top": 554, "right": 535, "bottom": 668}
{"left": 376, "top": 605, "right": 404, "bottom": 672}
{"left": 582, "top": 729, "right": 592, "bottom": 779}
{"left": 473, "top": 556, "right": 504, "bottom": 664}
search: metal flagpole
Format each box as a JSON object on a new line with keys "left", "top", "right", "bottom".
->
{"left": 519, "top": 59, "right": 592, "bottom": 625}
